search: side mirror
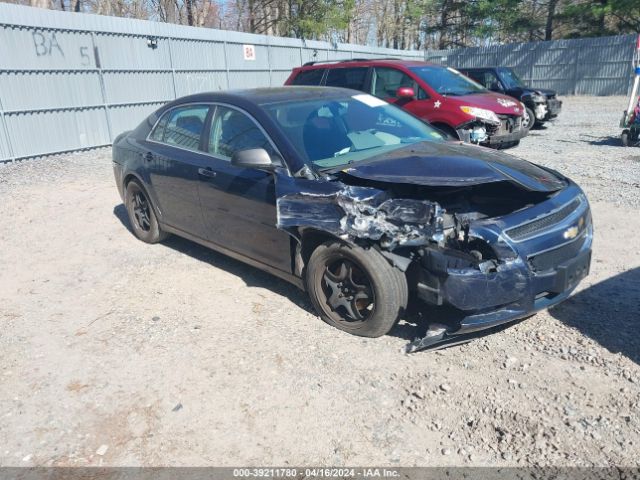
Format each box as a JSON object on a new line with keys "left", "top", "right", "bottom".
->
{"left": 396, "top": 87, "right": 415, "bottom": 99}
{"left": 490, "top": 82, "right": 504, "bottom": 92}
{"left": 231, "top": 148, "right": 275, "bottom": 170}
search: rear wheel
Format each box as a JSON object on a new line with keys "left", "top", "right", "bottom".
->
{"left": 125, "top": 180, "right": 168, "bottom": 244}
{"left": 306, "top": 240, "right": 408, "bottom": 337}
{"left": 621, "top": 129, "right": 630, "bottom": 147}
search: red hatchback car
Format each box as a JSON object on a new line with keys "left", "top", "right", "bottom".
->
{"left": 285, "top": 59, "right": 528, "bottom": 149}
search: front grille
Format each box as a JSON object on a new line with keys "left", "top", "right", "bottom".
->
{"left": 506, "top": 198, "right": 581, "bottom": 241}
{"left": 528, "top": 233, "right": 587, "bottom": 272}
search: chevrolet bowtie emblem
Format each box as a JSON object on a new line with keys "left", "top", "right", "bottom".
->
{"left": 563, "top": 225, "right": 579, "bottom": 240}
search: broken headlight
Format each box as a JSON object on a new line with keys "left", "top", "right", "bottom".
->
{"left": 459, "top": 106, "right": 500, "bottom": 125}
{"left": 531, "top": 93, "right": 546, "bottom": 103}
{"left": 534, "top": 104, "right": 548, "bottom": 120}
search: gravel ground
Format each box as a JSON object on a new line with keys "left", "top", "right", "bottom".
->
{"left": 0, "top": 96, "right": 639, "bottom": 468}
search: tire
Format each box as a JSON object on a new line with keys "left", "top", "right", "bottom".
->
{"left": 621, "top": 129, "right": 630, "bottom": 147}
{"left": 522, "top": 107, "right": 535, "bottom": 131}
{"left": 306, "top": 240, "right": 408, "bottom": 337}
{"left": 434, "top": 124, "right": 459, "bottom": 141}
{"left": 124, "top": 180, "right": 168, "bottom": 244}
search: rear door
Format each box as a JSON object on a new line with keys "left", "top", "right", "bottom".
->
{"left": 144, "top": 104, "right": 212, "bottom": 238}
{"left": 196, "top": 104, "right": 292, "bottom": 272}
{"left": 324, "top": 66, "right": 370, "bottom": 92}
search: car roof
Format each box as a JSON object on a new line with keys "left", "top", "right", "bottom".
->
{"left": 458, "top": 67, "right": 509, "bottom": 71}
{"left": 165, "top": 86, "right": 360, "bottom": 106}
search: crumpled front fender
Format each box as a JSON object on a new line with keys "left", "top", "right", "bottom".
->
{"left": 274, "top": 175, "right": 444, "bottom": 250}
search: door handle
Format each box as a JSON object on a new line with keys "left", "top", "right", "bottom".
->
{"left": 143, "top": 152, "right": 154, "bottom": 162}
{"left": 198, "top": 167, "right": 217, "bottom": 178}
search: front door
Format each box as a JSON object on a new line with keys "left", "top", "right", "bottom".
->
{"left": 197, "top": 105, "right": 293, "bottom": 273}
{"left": 370, "top": 66, "right": 429, "bottom": 117}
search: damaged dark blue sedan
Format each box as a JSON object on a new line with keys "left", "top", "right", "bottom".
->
{"left": 112, "top": 87, "right": 592, "bottom": 352}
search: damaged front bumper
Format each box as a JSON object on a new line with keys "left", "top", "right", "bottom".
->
{"left": 484, "top": 114, "right": 527, "bottom": 146}
{"left": 408, "top": 187, "right": 593, "bottom": 352}
{"left": 457, "top": 115, "right": 527, "bottom": 148}
{"left": 409, "top": 249, "right": 591, "bottom": 352}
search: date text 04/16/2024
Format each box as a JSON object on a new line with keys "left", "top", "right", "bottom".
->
{"left": 232, "top": 468, "right": 400, "bottom": 478}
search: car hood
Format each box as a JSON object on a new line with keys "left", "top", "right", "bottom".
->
{"left": 446, "top": 91, "right": 524, "bottom": 116}
{"left": 336, "top": 141, "right": 566, "bottom": 193}
{"left": 523, "top": 87, "right": 557, "bottom": 98}
{"left": 536, "top": 88, "right": 558, "bottom": 97}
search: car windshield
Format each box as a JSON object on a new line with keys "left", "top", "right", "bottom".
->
{"left": 410, "top": 66, "right": 486, "bottom": 96}
{"left": 262, "top": 94, "right": 445, "bottom": 170}
{"left": 499, "top": 68, "right": 525, "bottom": 89}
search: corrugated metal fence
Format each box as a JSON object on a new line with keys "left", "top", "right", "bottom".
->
{"left": 425, "top": 34, "right": 637, "bottom": 97}
{"left": 0, "top": 3, "right": 423, "bottom": 162}
{"left": 0, "top": 3, "right": 637, "bottom": 162}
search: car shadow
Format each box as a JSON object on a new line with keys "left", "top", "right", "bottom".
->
{"left": 114, "top": 203, "right": 134, "bottom": 234}
{"left": 583, "top": 135, "right": 623, "bottom": 147}
{"left": 113, "top": 204, "right": 314, "bottom": 314}
{"left": 548, "top": 267, "right": 640, "bottom": 365}
{"left": 386, "top": 301, "right": 525, "bottom": 351}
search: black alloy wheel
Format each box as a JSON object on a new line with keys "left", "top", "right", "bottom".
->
{"left": 321, "top": 256, "right": 375, "bottom": 324}
{"left": 132, "top": 189, "right": 151, "bottom": 232}
{"left": 125, "top": 180, "right": 168, "bottom": 244}
{"left": 306, "top": 240, "right": 408, "bottom": 337}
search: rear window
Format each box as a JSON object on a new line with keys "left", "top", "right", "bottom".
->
{"left": 149, "top": 105, "right": 209, "bottom": 151}
{"left": 291, "top": 68, "right": 325, "bottom": 86}
{"left": 325, "top": 67, "right": 368, "bottom": 92}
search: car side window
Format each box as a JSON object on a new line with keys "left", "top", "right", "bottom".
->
{"left": 325, "top": 67, "right": 368, "bottom": 91}
{"left": 150, "top": 105, "right": 209, "bottom": 151}
{"left": 475, "top": 71, "right": 502, "bottom": 90}
{"left": 291, "top": 68, "right": 325, "bottom": 85}
{"left": 371, "top": 67, "right": 427, "bottom": 100}
{"left": 149, "top": 114, "right": 168, "bottom": 142}
{"left": 208, "top": 106, "right": 276, "bottom": 161}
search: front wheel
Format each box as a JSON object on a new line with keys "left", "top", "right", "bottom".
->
{"left": 125, "top": 180, "right": 168, "bottom": 244}
{"left": 306, "top": 240, "right": 408, "bottom": 337}
{"left": 522, "top": 107, "right": 535, "bottom": 131}
{"left": 621, "top": 129, "right": 630, "bottom": 147}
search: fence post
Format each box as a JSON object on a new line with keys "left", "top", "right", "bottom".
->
{"left": 0, "top": 83, "right": 16, "bottom": 162}
{"left": 571, "top": 43, "right": 580, "bottom": 95}
{"left": 528, "top": 43, "right": 536, "bottom": 85}
{"left": 223, "top": 40, "right": 231, "bottom": 89}
{"left": 167, "top": 36, "right": 178, "bottom": 99}
{"left": 267, "top": 37, "right": 273, "bottom": 87}
{"left": 91, "top": 31, "right": 113, "bottom": 143}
